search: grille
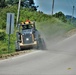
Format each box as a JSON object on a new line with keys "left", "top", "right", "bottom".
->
{"left": 22, "top": 34, "right": 33, "bottom": 44}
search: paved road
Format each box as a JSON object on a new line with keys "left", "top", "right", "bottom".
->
{"left": 0, "top": 34, "right": 76, "bottom": 75}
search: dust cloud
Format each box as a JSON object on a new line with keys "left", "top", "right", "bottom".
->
{"left": 40, "top": 31, "right": 66, "bottom": 50}
{"left": 38, "top": 24, "right": 69, "bottom": 50}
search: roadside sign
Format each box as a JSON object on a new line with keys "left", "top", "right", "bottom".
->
{"left": 6, "top": 13, "right": 15, "bottom": 34}
{"left": 6, "top": 13, "right": 15, "bottom": 52}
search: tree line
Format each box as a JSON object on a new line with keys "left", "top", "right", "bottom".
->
{"left": 0, "top": 0, "right": 38, "bottom": 11}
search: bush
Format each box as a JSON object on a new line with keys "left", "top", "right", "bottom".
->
{"left": 0, "top": 29, "right": 6, "bottom": 40}
{"left": 53, "top": 11, "right": 67, "bottom": 22}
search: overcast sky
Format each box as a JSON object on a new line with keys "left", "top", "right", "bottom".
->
{"left": 34, "top": 0, "right": 76, "bottom": 17}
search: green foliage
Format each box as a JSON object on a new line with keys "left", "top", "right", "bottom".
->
{"left": 5, "top": 0, "right": 37, "bottom": 11}
{"left": 0, "top": 5, "right": 52, "bottom": 29}
{"left": 20, "top": 9, "right": 52, "bottom": 22}
{"left": 0, "top": 30, "right": 6, "bottom": 40}
{"left": 0, "top": 43, "right": 8, "bottom": 54}
{"left": 0, "top": 0, "right": 6, "bottom": 8}
{"left": 0, "top": 5, "right": 17, "bottom": 29}
{"left": 53, "top": 11, "right": 67, "bottom": 22}
{"left": 0, "top": 31, "right": 16, "bottom": 54}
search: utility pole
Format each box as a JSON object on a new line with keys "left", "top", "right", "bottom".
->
{"left": 72, "top": 6, "right": 75, "bottom": 19}
{"left": 16, "top": 0, "right": 21, "bottom": 27}
{"left": 52, "top": 0, "right": 54, "bottom": 15}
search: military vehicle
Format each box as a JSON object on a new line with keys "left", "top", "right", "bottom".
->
{"left": 15, "top": 20, "right": 46, "bottom": 51}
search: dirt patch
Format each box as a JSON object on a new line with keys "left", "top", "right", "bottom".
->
{"left": 0, "top": 50, "right": 33, "bottom": 60}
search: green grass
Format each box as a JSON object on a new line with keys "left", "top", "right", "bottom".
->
{"left": 0, "top": 30, "right": 16, "bottom": 54}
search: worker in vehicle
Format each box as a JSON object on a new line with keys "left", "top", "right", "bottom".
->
{"left": 21, "top": 22, "right": 25, "bottom": 30}
{"left": 21, "top": 22, "right": 24, "bottom": 25}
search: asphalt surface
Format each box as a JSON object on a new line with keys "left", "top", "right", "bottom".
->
{"left": 0, "top": 34, "right": 76, "bottom": 75}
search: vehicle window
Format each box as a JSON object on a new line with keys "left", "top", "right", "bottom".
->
{"left": 22, "top": 24, "right": 32, "bottom": 30}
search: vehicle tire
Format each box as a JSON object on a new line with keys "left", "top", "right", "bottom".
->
{"left": 16, "top": 32, "right": 21, "bottom": 42}
{"left": 15, "top": 41, "right": 21, "bottom": 51}
{"left": 37, "top": 40, "right": 40, "bottom": 49}
{"left": 40, "top": 38, "right": 47, "bottom": 50}
{"left": 36, "top": 38, "right": 42, "bottom": 50}
{"left": 33, "top": 40, "right": 40, "bottom": 50}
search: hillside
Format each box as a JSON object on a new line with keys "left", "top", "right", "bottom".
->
{"left": 0, "top": 5, "right": 52, "bottom": 29}
{"left": 0, "top": 5, "right": 76, "bottom": 54}
{"left": 37, "top": 18, "right": 75, "bottom": 39}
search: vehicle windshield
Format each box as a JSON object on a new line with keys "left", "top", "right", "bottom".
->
{"left": 22, "top": 24, "right": 32, "bottom": 30}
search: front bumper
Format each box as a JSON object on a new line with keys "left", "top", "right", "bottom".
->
{"left": 19, "top": 41, "right": 37, "bottom": 49}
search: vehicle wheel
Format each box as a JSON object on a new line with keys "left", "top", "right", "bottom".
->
{"left": 37, "top": 40, "right": 40, "bottom": 49}
{"left": 33, "top": 40, "right": 40, "bottom": 50}
{"left": 16, "top": 32, "right": 21, "bottom": 42}
{"left": 15, "top": 41, "right": 21, "bottom": 51}
{"left": 36, "top": 39, "right": 42, "bottom": 50}
{"left": 40, "top": 38, "right": 47, "bottom": 50}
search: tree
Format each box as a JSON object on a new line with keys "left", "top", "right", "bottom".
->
{"left": 23, "top": 0, "right": 38, "bottom": 11}
{"left": 0, "top": 0, "right": 6, "bottom": 8}
{"left": 6, "top": 0, "right": 18, "bottom": 5}
{"left": 28, "top": 0, "right": 34, "bottom": 6}
{"left": 53, "top": 11, "right": 67, "bottom": 22}
{"left": 5, "top": 0, "right": 38, "bottom": 11}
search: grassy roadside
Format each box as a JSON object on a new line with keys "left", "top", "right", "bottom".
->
{"left": 36, "top": 18, "right": 76, "bottom": 40}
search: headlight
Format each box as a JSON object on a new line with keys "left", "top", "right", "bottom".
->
{"left": 30, "top": 32, "right": 32, "bottom": 34}
{"left": 26, "top": 38, "right": 29, "bottom": 41}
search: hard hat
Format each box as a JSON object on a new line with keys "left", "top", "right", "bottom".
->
{"left": 26, "top": 20, "right": 30, "bottom": 23}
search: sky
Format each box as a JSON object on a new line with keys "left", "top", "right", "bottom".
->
{"left": 34, "top": 0, "right": 76, "bottom": 17}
